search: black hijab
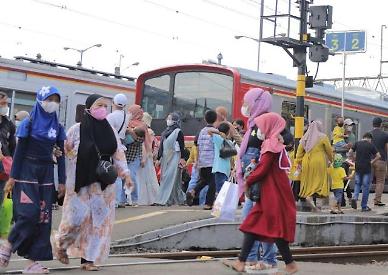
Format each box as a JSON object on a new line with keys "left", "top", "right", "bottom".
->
{"left": 75, "top": 94, "right": 117, "bottom": 193}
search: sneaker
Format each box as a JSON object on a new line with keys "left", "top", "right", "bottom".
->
{"left": 374, "top": 202, "right": 386, "bottom": 206}
{"left": 186, "top": 191, "right": 194, "bottom": 206}
{"left": 361, "top": 206, "right": 372, "bottom": 212}
{"left": 117, "top": 204, "right": 126, "bottom": 208}
{"left": 351, "top": 199, "right": 357, "bottom": 209}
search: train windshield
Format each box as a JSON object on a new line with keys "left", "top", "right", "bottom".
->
{"left": 141, "top": 71, "right": 233, "bottom": 136}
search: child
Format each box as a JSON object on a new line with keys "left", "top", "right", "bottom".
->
{"left": 209, "top": 122, "right": 232, "bottom": 193}
{"left": 327, "top": 154, "right": 348, "bottom": 214}
{"left": 349, "top": 132, "right": 380, "bottom": 211}
{"left": 332, "top": 117, "right": 348, "bottom": 152}
{"left": 186, "top": 110, "right": 218, "bottom": 210}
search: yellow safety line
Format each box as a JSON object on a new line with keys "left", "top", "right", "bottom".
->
{"left": 114, "top": 211, "right": 166, "bottom": 225}
{"left": 114, "top": 209, "right": 208, "bottom": 225}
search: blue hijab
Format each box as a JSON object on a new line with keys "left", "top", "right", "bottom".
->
{"left": 17, "top": 86, "right": 66, "bottom": 142}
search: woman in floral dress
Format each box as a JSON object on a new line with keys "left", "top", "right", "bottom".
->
{"left": 53, "top": 94, "right": 132, "bottom": 271}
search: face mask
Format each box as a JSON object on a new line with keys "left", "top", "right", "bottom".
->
{"left": 41, "top": 101, "right": 59, "bottom": 113}
{"left": 256, "top": 127, "right": 265, "bottom": 140}
{"left": 166, "top": 119, "right": 174, "bottom": 127}
{"left": 90, "top": 107, "right": 108, "bottom": 120}
{"left": 15, "top": 120, "right": 21, "bottom": 127}
{"left": 241, "top": 105, "right": 250, "bottom": 118}
{"left": 338, "top": 123, "right": 344, "bottom": 127}
{"left": 0, "top": 106, "right": 9, "bottom": 116}
{"left": 346, "top": 125, "right": 353, "bottom": 131}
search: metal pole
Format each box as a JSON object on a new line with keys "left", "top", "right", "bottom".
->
{"left": 80, "top": 51, "right": 84, "bottom": 66}
{"left": 341, "top": 52, "right": 346, "bottom": 117}
{"left": 257, "top": 0, "right": 264, "bottom": 72}
{"left": 294, "top": 0, "right": 308, "bottom": 151}
{"left": 380, "top": 25, "right": 386, "bottom": 76}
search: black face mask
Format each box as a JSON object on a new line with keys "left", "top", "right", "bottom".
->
{"left": 338, "top": 123, "right": 344, "bottom": 127}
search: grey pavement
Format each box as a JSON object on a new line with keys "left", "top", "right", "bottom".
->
{"left": 5, "top": 259, "right": 388, "bottom": 275}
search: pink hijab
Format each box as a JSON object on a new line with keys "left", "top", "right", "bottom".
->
{"left": 300, "top": 120, "right": 326, "bottom": 153}
{"left": 254, "top": 113, "right": 286, "bottom": 154}
{"left": 239, "top": 88, "right": 272, "bottom": 158}
{"left": 236, "top": 88, "right": 272, "bottom": 196}
{"left": 255, "top": 113, "right": 291, "bottom": 170}
{"left": 127, "top": 104, "right": 152, "bottom": 155}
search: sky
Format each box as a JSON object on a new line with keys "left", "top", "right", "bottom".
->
{"left": 0, "top": 0, "right": 387, "bottom": 82}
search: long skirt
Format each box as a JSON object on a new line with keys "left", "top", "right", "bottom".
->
{"left": 56, "top": 182, "right": 115, "bottom": 264}
{"left": 8, "top": 158, "right": 54, "bottom": 261}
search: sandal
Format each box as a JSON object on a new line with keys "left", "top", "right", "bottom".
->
{"left": 81, "top": 263, "right": 100, "bottom": 271}
{"left": 0, "top": 240, "right": 12, "bottom": 268}
{"left": 23, "top": 262, "right": 50, "bottom": 274}
{"left": 223, "top": 260, "right": 245, "bottom": 272}
{"left": 246, "top": 262, "right": 278, "bottom": 273}
{"left": 203, "top": 205, "right": 212, "bottom": 210}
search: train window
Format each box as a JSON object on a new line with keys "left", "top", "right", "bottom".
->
{"left": 142, "top": 74, "right": 171, "bottom": 119}
{"left": 281, "top": 101, "right": 309, "bottom": 135}
{"left": 173, "top": 72, "right": 233, "bottom": 119}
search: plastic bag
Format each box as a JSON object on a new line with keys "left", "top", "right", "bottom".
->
{"left": 211, "top": 178, "right": 239, "bottom": 221}
{"left": 0, "top": 193, "right": 13, "bottom": 238}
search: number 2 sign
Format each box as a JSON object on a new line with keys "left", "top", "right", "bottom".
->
{"left": 326, "top": 31, "right": 366, "bottom": 53}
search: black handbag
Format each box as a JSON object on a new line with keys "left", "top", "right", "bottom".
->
{"left": 219, "top": 139, "right": 237, "bottom": 158}
{"left": 247, "top": 182, "right": 261, "bottom": 202}
{"left": 94, "top": 144, "right": 118, "bottom": 186}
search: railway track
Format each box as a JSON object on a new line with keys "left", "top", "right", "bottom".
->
{"left": 111, "top": 244, "right": 388, "bottom": 263}
{"left": 3, "top": 244, "right": 388, "bottom": 274}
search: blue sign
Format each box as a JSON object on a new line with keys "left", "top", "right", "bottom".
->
{"left": 326, "top": 31, "right": 366, "bottom": 53}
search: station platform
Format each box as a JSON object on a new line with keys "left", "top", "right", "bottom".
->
{"left": 3, "top": 257, "right": 388, "bottom": 275}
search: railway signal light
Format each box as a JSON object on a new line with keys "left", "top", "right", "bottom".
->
{"left": 308, "top": 5, "right": 333, "bottom": 63}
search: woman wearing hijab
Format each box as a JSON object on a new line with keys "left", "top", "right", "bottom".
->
{"left": 0, "top": 86, "right": 66, "bottom": 273}
{"left": 136, "top": 112, "right": 159, "bottom": 205}
{"left": 296, "top": 120, "right": 333, "bottom": 202}
{"left": 126, "top": 104, "right": 149, "bottom": 205}
{"left": 154, "top": 112, "right": 186, "bottom": 206}
{"left": 236, "top": 88, "right": 278, "bottom": 270}
{"left": 53, "top": 94, "right": 132, "bottom": 271}
{"left": 226, "top": 113, "right": 298, "bottom": 274}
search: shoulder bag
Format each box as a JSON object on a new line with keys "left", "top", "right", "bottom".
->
{"left": 94, "top": 143, "right": 118, "bottom": 186}
{"left": 219, "top": 139, "right": 237, "bottom": 158}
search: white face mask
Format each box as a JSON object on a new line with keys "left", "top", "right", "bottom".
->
{"left": 15, "top": 120, "right": 21, "bottom": 127}
{"left": 346, "top": 125, "right": 353, "bottom": 132}
{"left": 0, "top": 106, "right": 9, "bottom": 116}
{"left": 41, "top": 101, "right": 59, "bottom": 113}
{"left": 241, "top": 105, "right": 250, "bottom": 118}
{"left": 256, "top": 127, "right": 265, "bottom": 140}
{"left": 166, "top": 119, "right": 174, "bottom": 127}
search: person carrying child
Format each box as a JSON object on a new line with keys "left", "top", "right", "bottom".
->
{"left": 332, "top": 117, "right": 348, "bottom": 152}
{"left": 208, "top": 122, "right": 233, "bottom": 194}
{"left": 327, "top": 154, "right": 348, "bottom": 214}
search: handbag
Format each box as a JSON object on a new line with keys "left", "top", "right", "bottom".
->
{"left": 0, "top": 156, "right": 12, "bottom": 181}
{"left": 94, "top": 144, "right": 118, "bottom": 186}
{"left": 247, "top": 182, "right": 261, "bottom": 202}
{"left": 219, "top": 139, "right": 237, "bottom": 159}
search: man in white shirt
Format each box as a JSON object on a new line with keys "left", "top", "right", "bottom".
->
{"left": 107, "top": 93, "right": 130, "bottom": 140}
{"left": 107, "top": 93, "right": 131, "bottom": 208}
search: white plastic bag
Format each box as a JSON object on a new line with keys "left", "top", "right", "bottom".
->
{"left": 211, "top": 178, "right": 239, "bottom": 221}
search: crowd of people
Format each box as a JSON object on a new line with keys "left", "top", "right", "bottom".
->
{"left": 0, "top": 85, "right": 387, "bottom": 274}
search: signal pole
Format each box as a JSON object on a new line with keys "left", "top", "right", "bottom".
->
{"left": 294, "top": 0, "right": 309, "bottom": 148}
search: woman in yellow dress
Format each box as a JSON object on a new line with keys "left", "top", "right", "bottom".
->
{"left": 296, "top": 120, "right": 333, "bottom": 199}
